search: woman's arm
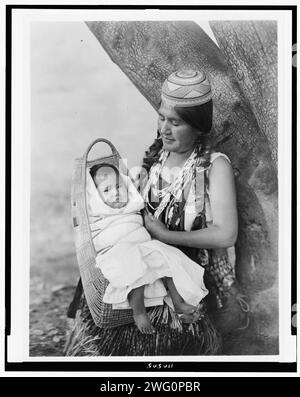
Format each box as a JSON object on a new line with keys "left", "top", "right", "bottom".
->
{"left": 144, "top": 156, "right": 238, "bottom": 249}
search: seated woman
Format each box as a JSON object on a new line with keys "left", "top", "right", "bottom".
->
{"left": 87, "top": 162, "right": 208, "bottom": 334}
{"left": 140, "top": 69, "right": 245, "bottom": 334}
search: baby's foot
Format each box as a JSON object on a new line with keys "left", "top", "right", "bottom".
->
{"left": 133, "top": 312, "right": 156, "bottom": 334}
{"left": 174, "top": 301, "right": 196, "bottom": 316}
{"left": 174, "top": 301, "right": 198, "bottom": 324}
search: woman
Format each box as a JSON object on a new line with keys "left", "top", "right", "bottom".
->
{"left": 139, "top": 70, "right": 247, "bottom": 329}
{"left": 65, "top": 69, "right": 249, "bottom": 356}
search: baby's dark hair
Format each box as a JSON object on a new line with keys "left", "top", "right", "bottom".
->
{"left": 90, "top": 163, "right": 117, "bottom": 180}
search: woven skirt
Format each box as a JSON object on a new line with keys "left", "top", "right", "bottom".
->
{"left": 64, "top": 295, "right": 222, "bottom": 356}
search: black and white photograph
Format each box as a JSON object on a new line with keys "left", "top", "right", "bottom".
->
{"left": 5, "top": 4, "right": 297, "bottom": 371}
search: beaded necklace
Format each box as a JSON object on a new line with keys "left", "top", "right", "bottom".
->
{"left": 142, "top": 147, "right": 202, "bottom": 223}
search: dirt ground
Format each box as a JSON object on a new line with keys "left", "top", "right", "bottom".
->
{"left": 30, "top": 285, "right": 75, "bottom": 356}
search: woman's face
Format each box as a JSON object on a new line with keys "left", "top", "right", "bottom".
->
{"left": 157, "top": 102, "right": 199, "bottom": 154}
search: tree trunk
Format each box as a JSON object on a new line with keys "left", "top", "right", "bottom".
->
{"left": 209, "top": 21, "right": 278, "bottom": 165}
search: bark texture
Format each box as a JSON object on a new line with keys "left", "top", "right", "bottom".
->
{"left": 209, "top": 20, "right": 278, "bottom": 166}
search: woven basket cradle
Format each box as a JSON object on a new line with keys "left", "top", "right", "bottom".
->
{"left": 71, "top": 138, "right": 134, "bottom": 328}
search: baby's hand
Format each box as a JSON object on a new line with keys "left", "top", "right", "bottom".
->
{"left": 144, "top": 213, "right": 167, "bottom": 240}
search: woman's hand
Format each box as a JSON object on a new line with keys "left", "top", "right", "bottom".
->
{"left": 143, "top": 212, "right": 168, "bottom": 240}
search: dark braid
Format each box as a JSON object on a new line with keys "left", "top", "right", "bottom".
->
{"left": 141, "top": 130, "right": 163, "bottom": 174}
{"left": 137, "top": 131, "right": 163, "bottom": 192}
{"left": 196, "top": 134, "right": 212, "bottom": 168}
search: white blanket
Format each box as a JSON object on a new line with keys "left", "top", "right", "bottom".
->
{"left": 86, "top": 168, "right": 208, "bottom": 310}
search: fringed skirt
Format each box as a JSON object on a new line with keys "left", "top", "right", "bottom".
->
{"left": 64, "top": 296, "right": 222, "bottom": 356}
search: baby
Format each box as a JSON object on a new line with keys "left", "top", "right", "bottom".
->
{"left": 93, "top": 164, "right": 129, "bottom": 209}
{"left": 87, "top": 163, "right": 208, "bottom": 334}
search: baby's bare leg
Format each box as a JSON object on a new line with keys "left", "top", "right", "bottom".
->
{"left": 164, "top": 277, "right": 197, "bottom": 320}
{"left": 128, "top": 286, "right": 155, "bottom": 334}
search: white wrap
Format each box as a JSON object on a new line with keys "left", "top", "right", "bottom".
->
{"left": 86, "top": 169, "right": 208, "bottom": 310}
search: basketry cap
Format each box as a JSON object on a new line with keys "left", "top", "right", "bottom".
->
{"left": 161, "top": 69, "right": 212, "bottom": 107}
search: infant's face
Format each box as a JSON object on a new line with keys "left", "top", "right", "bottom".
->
{"left": 93, "top": 166, "right": 128, "bottom": 209}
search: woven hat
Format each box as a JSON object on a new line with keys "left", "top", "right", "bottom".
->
{"left": 161, "top": 69, "right": 212, "bottom": 107}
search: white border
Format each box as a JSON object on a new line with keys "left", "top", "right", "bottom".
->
{"left": 6, "top": 5, "right": 297, "bottom": 370}
{"left": 0, "top": 0, "right": 7, "bottom": 376}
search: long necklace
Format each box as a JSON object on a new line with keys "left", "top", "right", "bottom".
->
{"left": 143, "top": 147, "right": 201, "bottom": 220}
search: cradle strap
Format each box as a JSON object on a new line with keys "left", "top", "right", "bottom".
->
{"left": 67, "top": 278, "right": 83, "bottom": 319}
{"left": 235, "top": 293, "right": 251, "bottom": 330}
